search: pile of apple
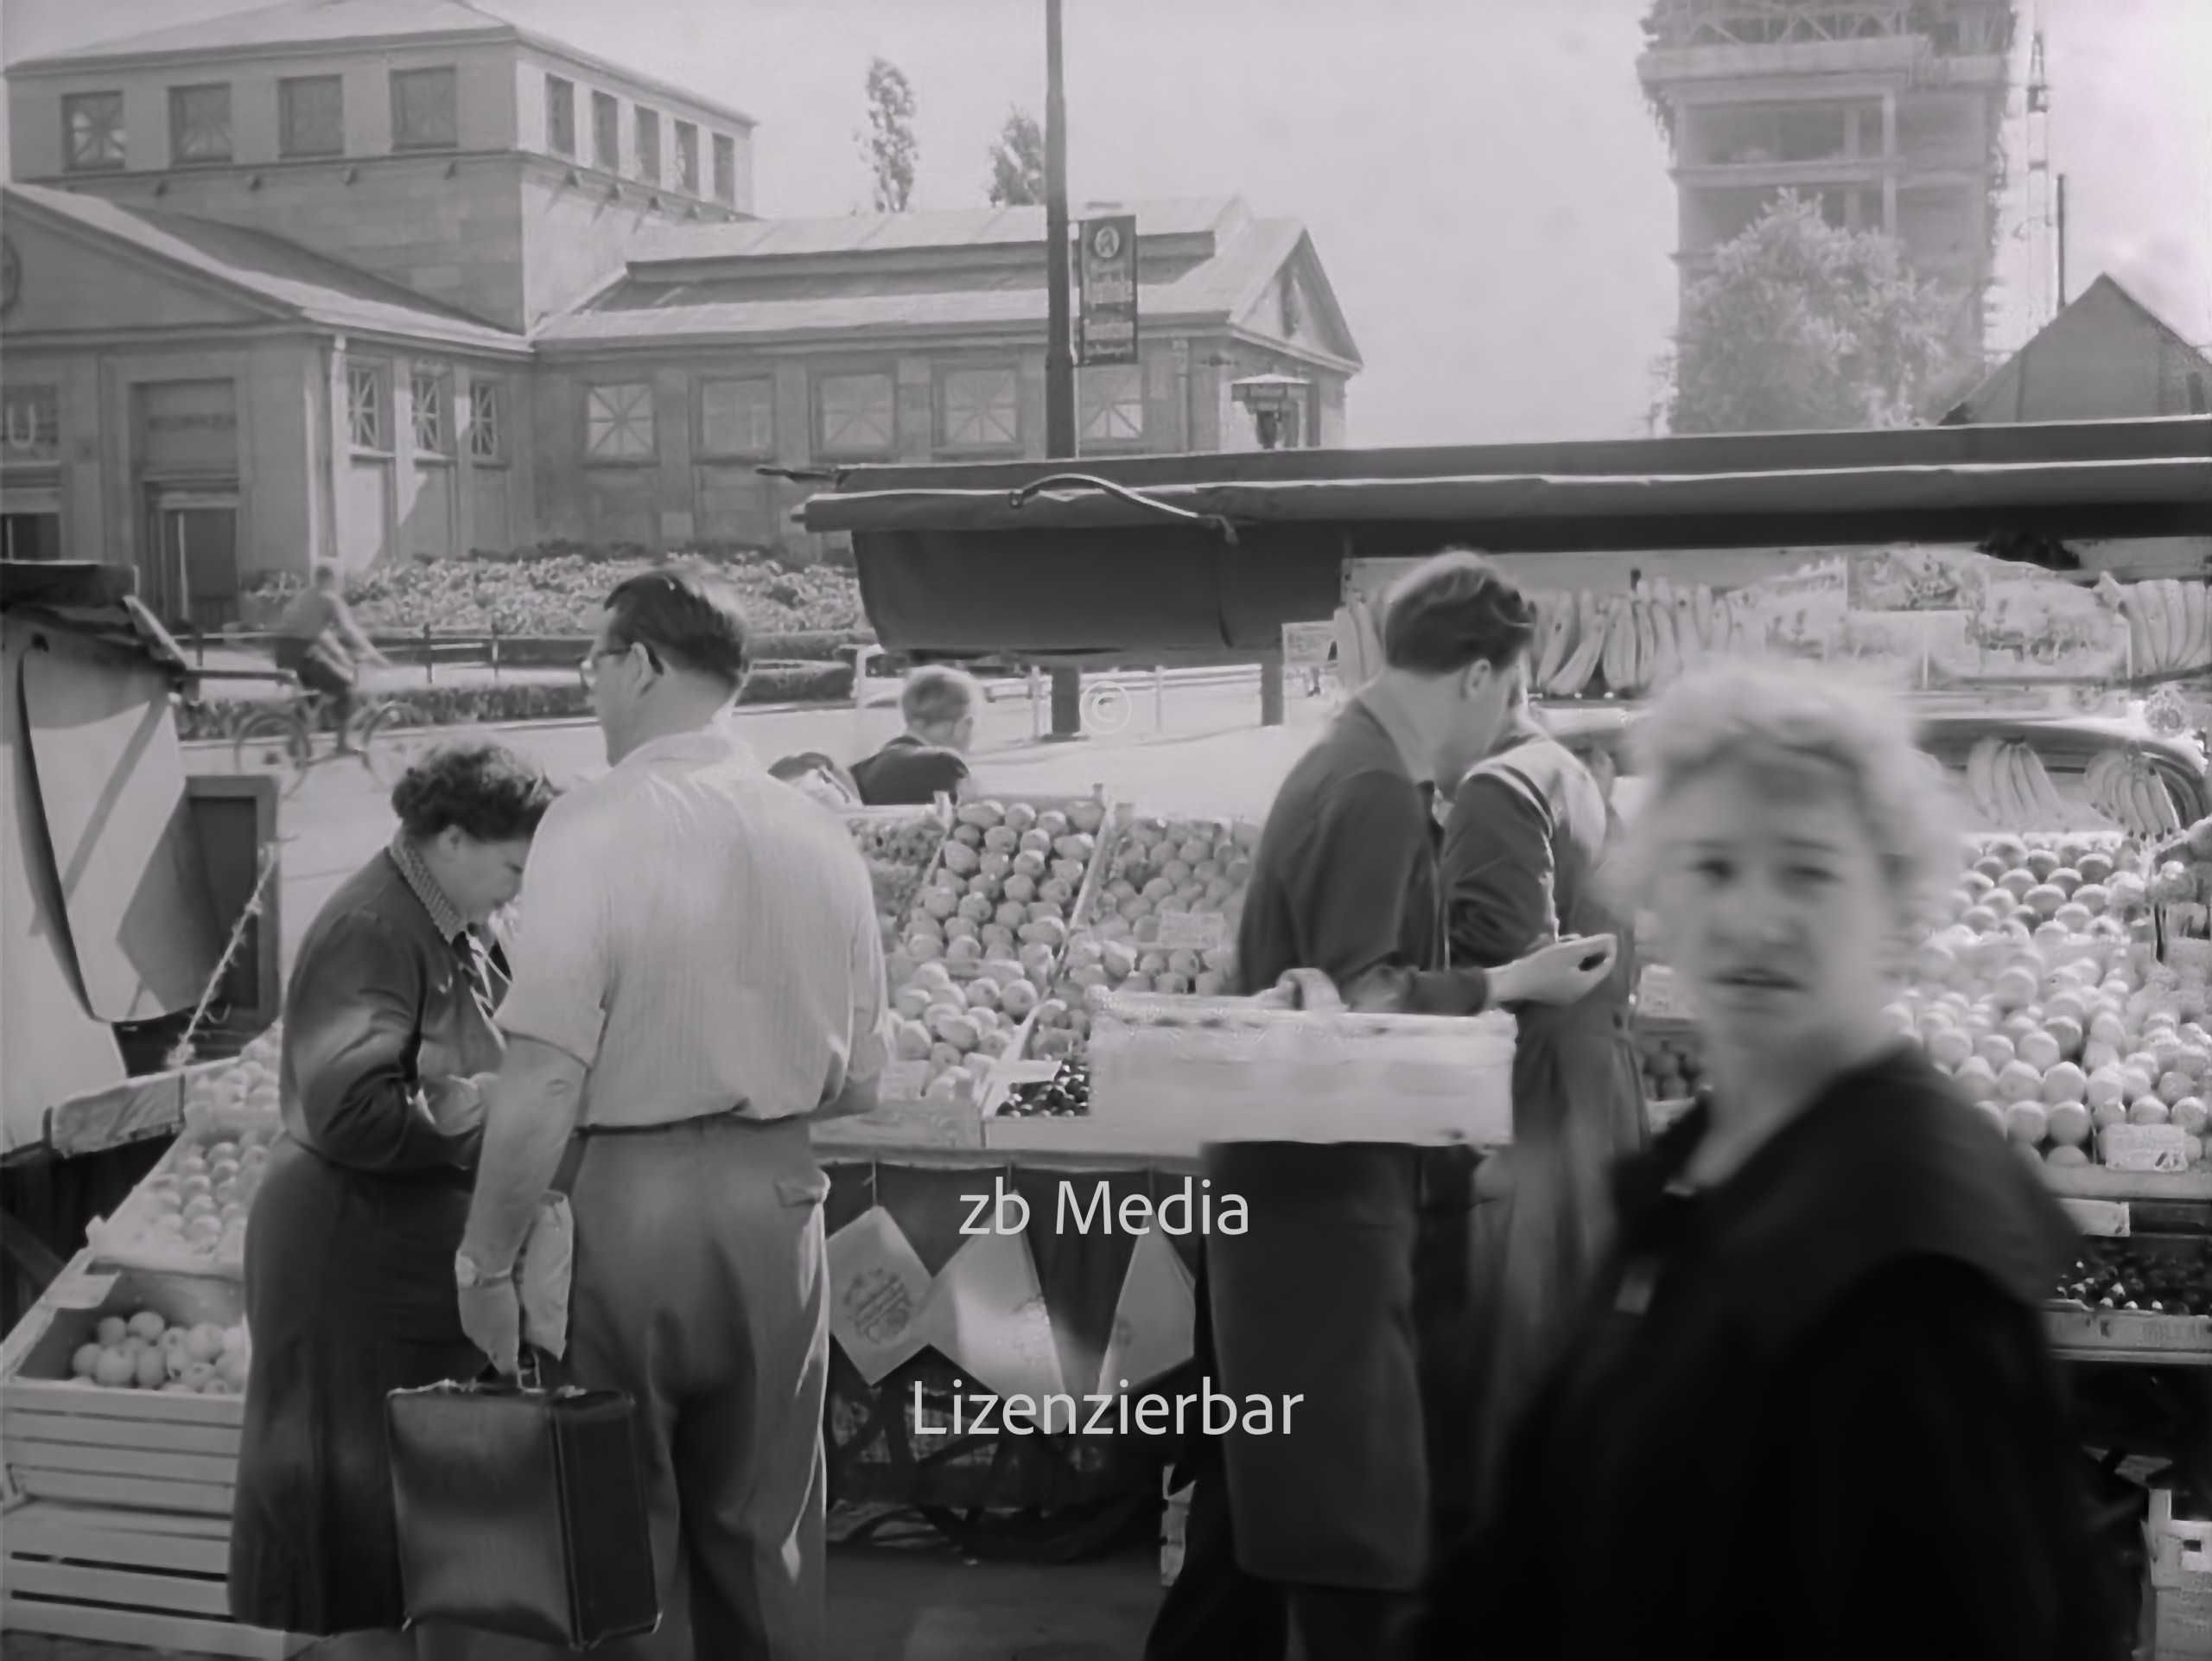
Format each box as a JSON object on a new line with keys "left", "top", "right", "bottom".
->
{"left": 99, "top": 1031, "right": 285, "bottom": 1265}
{"left": 1637, "top": 1029, "right": 1706, "bottom": 1104}
{"left": 1084, "top": 816, "right": 1260, "bottom": 950}
{"left": 67, "top": 1310, "right": 250, "bottom": 1395}
{"left": 899, "top": 799, "right": 1104, "bottom": 977}
{"left": 1894, "top": 833, "right": 2209, "bottom": 1168}
{"left": 846, "top": 814, "right": 951, "bottom": 953}
{"left": 890, "top": 960, "right": 1033, "bottom": 1102}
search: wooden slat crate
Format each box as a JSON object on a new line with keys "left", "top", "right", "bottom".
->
{"left": 2, "top": 1501, "right": 306, "bottom": 1659}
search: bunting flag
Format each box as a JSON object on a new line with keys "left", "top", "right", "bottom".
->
{"left": 1096, "top": 1229, "right": 1197, "bottom": 1396}
{"left": 919, "top": 1227, "right": 1066, "bottom": 1402}
{"left": 826, "top": 1206, "right": 935, "bottom": 1385}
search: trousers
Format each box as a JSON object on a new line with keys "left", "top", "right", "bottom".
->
{"left": 556, "top": 1114, "right": 832, "bottom": 1661}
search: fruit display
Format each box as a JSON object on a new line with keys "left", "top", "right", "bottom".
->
{"left": 891, "top": 960, "right": 1033, "bottom": 1102}
{"left": 64, "top": 1309, "right": 251, "bottom": 1396}
{"left": 843, "top": 810, "right": 951, "bottom": 951}
{"left": 995, "top": 1060, "right": 1093, "bottom": 1120}
{"left": 2051, "top": 1238, "right": 2212, "bottom": 1318}
{"left": 1637, "top": 1027, "right": 1706, "bottom": 1104}
{"left": 2104, "top": 573, "right": 2210, "bottom": 678}
{"left": 1889, "top": 832, "right": 2210, "bottom": 1171}
{"left": 1964, "top": 738, "right": 2069, "bottom": 826}
{"left": 1024, "top": 815, "right": 1260, "bottom": 1062}
{"left": 88, "top": 1029, "right": 284, "bottom": 1273}
{"left": 2083, "top": 748, "right": 2185, "bottom": 838}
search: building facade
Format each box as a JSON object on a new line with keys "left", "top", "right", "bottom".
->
{"left": 1637, "top": 0, "right": 2014, "bottom": 352}
{"left": 0, "top": 0, "right": 1359, "bottom": 631}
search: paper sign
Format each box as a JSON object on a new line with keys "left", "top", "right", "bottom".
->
{"left": 48, "top": 1272, "right": 118, "bottom": 1311}
{"left": 1155, "top": 912, "right": 1229, "bottom": 951}
{"left": 1096, "top": 1229, "right": 1197, "bottom": 1394}
{"left": 879, "top": 1061, "right": 930, "bottom": 1102}
{"left": 2060, "top": 1199, "right": 2131, "bottom": 1238}
{"left": 826, "top": 1207, "right": 935, "bottom": 1385}
{"left": 1281, "top": 621, "right": 1337, "bottom": 670}
{"left": 1636, "top": 964, "right": 1696, "bottom": 1021}
{"left": 2101, "top": 1123, "right": 2192, "bottom": 1174}
{"left": 919, "top": 1227, "right": 1066, "bottom": 1401}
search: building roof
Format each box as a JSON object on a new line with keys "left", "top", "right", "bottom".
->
{"left": 5, "top": 0, "right": 758, "bottom": 130}
{"left": 1945, "top": 275, "right": 2212, "bottom": 424}
{"left": 540, "top": 197, "right": 1362, "bottom": 368}
{"left": 3, "top": 183, "right": 529, "bottom": 354}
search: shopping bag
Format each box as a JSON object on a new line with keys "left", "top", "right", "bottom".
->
{"left": 387, "top": 1352, "right": 658, "bottom": 1647}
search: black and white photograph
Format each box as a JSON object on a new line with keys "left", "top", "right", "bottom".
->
{"left": 0, "top": 1, "right": 2208, "bottom": 1658}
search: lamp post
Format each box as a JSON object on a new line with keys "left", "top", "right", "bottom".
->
{"left": 1042, "top": 0, "right": 1084, "bottom": 739}
{"left": 1230, "top": 373, "right": 1308, "bottom": 450}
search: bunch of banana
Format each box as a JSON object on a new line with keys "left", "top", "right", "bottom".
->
{"left": 1533, "top": 589, "right": 1606, "bottom": 697}
{"left": 2086, "top": 748, "right": 2183, "bottom": 838}
{"left": 1332, "top": 595, "right": 1384, "bottom": 685}
{"left": 2111, "top": 577, "right": 2211, "bottom": 677}
{"left": 1966, "top": 738, "right": 2066, "bottom": 826}
{"left": 1524, "top": 582, "right": 1765, "bottom": 699}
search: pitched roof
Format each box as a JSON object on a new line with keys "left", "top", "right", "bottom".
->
{"left": 6, "top": 0, "right": 758, "bottom": 129}
{"left": 1946, "top": 275, "right": 2212, "bottom": 424}
{"left": 541, "top": 198, "right": 1361, "bottom": 367}
{"left": 3, "top": 184, "right": 528, "bottom": 353}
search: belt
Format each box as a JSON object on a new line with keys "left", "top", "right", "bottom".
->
{"left": 573, "top": 1105, "right": 753, "bottom": 1137}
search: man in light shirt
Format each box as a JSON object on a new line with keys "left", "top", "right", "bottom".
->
{"left": 456, "top": 563, "right": 888, "bottom": 1659}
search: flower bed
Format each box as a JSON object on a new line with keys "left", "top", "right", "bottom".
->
{"left": 175, "top": 660, "right": 855, "bottom": 740}
{"left": 244, "top": 550, "right": 866, "bottom": 638}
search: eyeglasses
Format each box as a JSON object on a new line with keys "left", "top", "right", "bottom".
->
{"left": 579, "top": 643, "right": 661, "bottom": 687}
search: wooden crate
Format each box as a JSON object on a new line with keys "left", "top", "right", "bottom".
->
{"left": 1, "top": 1500, "right": 306, "bottom": 1659}
{"left": 3, "top": 1261, "right": 245, "bottom": 1517}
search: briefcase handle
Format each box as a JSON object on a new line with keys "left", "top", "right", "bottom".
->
{"left": 468, "top": 1346, "right": 570, "bottom": 1395}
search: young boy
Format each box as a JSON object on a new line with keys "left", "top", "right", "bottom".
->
{"left": 850, "top": 666, "right": 980, "bottom": 805}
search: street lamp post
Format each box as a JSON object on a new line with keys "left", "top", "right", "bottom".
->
{"left": 1043, "top": 0, "right": 1084, "bottom": 740}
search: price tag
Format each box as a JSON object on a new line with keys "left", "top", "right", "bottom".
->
{"left": 878, "top": 1061, "right": 931, "bottom": 1102}
{"left": 48, "top": 1271, "right": 118, "bottom": 1311}
{"left": 2059, "top": 1198, "right": 2131, "bottom": 1238}
{"left": 1281, "top": 621, "right": 1337, "bottom": 669}
{"left": 1155, "top": 912, "right": 1229, "bottom": 951}
{"left": 1636, "top": 964, "right": 1696, "bottom": 1021}
{"left": 2099, "top": 1123, "right": 2191, "bottom": 1174}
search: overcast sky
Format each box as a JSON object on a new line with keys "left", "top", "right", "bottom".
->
{"left": 4, "top": 0, "right": 2207, "bottom": 446}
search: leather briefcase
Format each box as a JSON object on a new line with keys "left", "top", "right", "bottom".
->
{"left": 387, "top": 1357, "right": 658, "bottom": 1647}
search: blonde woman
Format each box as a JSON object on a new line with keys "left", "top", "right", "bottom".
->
{"left": 1449, "top": 662, "right": 2121, "bottom": 1660}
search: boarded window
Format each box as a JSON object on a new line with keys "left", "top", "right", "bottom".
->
{"left": 346, "top": 364, "right": 388, "bottom": 450}
{"left": 391, "top": 67, "right": 458, "bottom": 151}
{"left": 280, "top": 76, "right": 344, "bottom": 158}
{"left": 467, "top": 382, "right": 504, "bottom": 461}
{"left": 169, "top": 84, "right": 232, "bottom": 164}
{"left": 545, "top": 75, "right": 576, "bottom": 156}
{"left": 815, "top": 372, "right": 895, "bottom": 458}
{"left": 410, "top": 369, "right": 448, "bottom": 454}
{"left": 634, "top": 108, "right": 660, "bottom": 183}
{"left": 939, "top": 367, "right": 1020, "bottom": 450}
{"left": 593, "top": 92, "right": 620, "bottom": 169}
{"left": 63, "top": 92, "right": 126, "bottom": 172}
{"left": 586, "top": 383, "right": 655, "bottom": 460}
{"left": 675, "top": 121, "right": 699, "bottom": 194}
{"left": 700, "top": 379, "right": 773, "bottom": 455}
{"left": 1079, "top": 365, "right": 1145, "bottom": 444}
{"left": 712, "top": 133, "right": 736, "bottom": 204}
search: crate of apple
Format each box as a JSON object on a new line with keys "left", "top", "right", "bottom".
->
{"left": 67, "top": 1310, "right": 251, "bottom": 1396}
{"left": 894, "top": 798, "right": 1107, "bottom": 991}
{"left": 842, "top": 809, "right": 950, "bottom": 951}
{"left": 888, "top": 959, "right": 1039, "bottom": 1103}
{"left": 1084, "top": 815, "right": 1261, "bottom": 951}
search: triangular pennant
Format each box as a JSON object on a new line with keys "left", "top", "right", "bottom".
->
{"left": 918, "top": 1227, "right": 1065, "bottom": 1402}
{"left": 1096, "top": 1230, "right": 1196, "bottom": 1395}
{"left": 825, "top": 1206, "right": 934, "bottom": 1386}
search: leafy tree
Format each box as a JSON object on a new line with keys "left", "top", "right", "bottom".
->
{"left": 986, "top": 107, "right": 1046, "bottom": 207}
{"left": 1664, "top": 192, "right": 1969, "bottom": 433}
{"left": 859, "top": 58, "right": 918, "bottom": 213}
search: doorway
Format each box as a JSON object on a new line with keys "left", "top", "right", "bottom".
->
{"left": 143, "top": 491, "right": 239, "bottom": 634}
{"left": 2, "top": 512, "right": 60, "bottom": 561}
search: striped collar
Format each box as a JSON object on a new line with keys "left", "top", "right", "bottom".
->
{"left": 388, "top": 832, "right": 469, "bottom": 945}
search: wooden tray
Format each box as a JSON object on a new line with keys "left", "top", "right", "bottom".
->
{"left": 2044, "top": 1307, "right": 2212, "bottom": 1365}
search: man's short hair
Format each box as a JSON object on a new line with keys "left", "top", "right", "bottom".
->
{"left": 312, "top": 562, "right": 341, "bottom": 589}
{"left": 1382, "top": 550, "right": 1538, "bottom": 676}
{"left": 603, "top": 561, "right": 750, "bottom": 691}
{"left": 902, "top": 665, "right": 980, "bottom": 729}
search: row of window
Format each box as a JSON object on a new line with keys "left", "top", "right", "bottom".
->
{"left": 543, "top": 75, "right": 736, "bottom": 203}
{"left": 579, "top": 366, "right": 1147, "bottom": 463}
{"left": 60, "top": 67, "right": 738, "bottom": 200}
{"left": 346, "top": 365, "right": 504, "bottom": 462}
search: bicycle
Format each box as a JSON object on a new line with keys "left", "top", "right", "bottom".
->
{"left": 230, "top": 678, "right": 430, "bottom": 797}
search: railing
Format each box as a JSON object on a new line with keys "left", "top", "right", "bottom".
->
{"left": 1644, "top": 0, "right": 2012, "bottom": 54}
{"left": 176, "top": 625, "right": 878, "bottom": 683}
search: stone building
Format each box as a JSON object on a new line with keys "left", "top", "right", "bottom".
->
{"left": 0, "top": 0, "right": 1358, "bottom": 628}
{"left": 1637, "top": 0, "right": 2015, "bottom": 351}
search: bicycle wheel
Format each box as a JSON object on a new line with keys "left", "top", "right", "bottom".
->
{"left": 359, "top": 701, "right": 432, "bottom": 792}
{"left": 232, "top": 710, "right": 313, "bottom": 796}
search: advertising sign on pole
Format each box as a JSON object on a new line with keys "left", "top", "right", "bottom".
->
{"left": 1078, "top": 215, "right": 1139, "bottom": 367}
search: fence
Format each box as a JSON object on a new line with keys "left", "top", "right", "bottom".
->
{"left": 179, "top": 626, "right": 877, "bottom": 681}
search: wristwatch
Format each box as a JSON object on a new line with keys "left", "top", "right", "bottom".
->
{"left": 454, "top": 1250, "right": 508, "bottom": 1289}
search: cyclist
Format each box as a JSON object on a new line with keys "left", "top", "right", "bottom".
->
{"left": 274, "top": 563, "right": 388, "bottom": 751}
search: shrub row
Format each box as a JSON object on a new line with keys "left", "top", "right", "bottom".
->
{"left": 177, "top": 660, "right": 855, "bottom": 740}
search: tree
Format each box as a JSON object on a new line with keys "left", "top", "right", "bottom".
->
{"left": 1664, "top": 192, "right": 1969, "bottom": 434}
{"left": 986, "top": 108, "right": 1046, "bottom": 207}
{"left": 858, "top": 58, "right": 918, "bottom": 214}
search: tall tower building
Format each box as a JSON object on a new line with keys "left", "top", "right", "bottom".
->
{"left": 1637, "top": 0, "right": 2016, "bottom": 354}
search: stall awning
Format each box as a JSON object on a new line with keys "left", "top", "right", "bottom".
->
{"left": 799, "top": 418, "right": 2211, "bottom": 658}
{"left": 1, "top": 562, "right": 194, "bottom": 683}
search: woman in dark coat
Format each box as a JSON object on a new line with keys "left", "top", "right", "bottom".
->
{"left": 230, "top": 744, "right": 555, "bottom": 1647}
{"left": 1436, "top": 684, "right": 1647, "bottom": 1527}
{"left": 1448, "top": 663, "right": 2126, "bottom": 1660}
